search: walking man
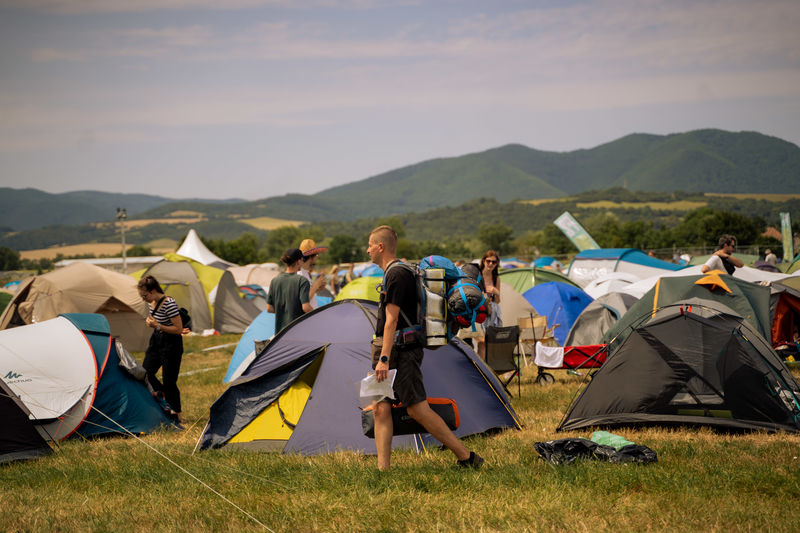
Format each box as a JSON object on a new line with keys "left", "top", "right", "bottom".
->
{"left": 368, "top": 225, "right": 483, "bottom": 471}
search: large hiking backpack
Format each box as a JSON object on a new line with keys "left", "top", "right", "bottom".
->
{"left": 383, "top": 256, "right": 487, "bottom": 349}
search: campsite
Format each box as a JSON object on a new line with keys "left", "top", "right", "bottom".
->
{"left": 3, "top": 215, "right": 800, "bottom": 531}
{"left": 3, "top": 228, "right": 800, "bottom": 530}
{"left": 1, "top": 331, "right": 798, "bottom": 531}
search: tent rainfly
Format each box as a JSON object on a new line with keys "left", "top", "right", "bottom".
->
{"left": 140, "top": 254, "right": 260, "bottom": 334}
{"left": 0, "top": 262, "right": 151, "bottom": 351}
{"left": 567, "top": 248, "right": 685, "bottom": 288}
{"left": 200, "top": 300, "right": 521, "bottom": 455}
{"left": 0, "top": 314, "right": 177, "bottom": 441}
{"left": 558, "top": 300, "right": 800, "bottom": 434}
{"left": 175, "top": 229, "right": 235, "bottom": 269}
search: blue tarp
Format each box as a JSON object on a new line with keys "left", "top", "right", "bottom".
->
{"left": 224, "top": 310, "right": 276, "bottom": 383}
{"left": 569, "top": 248, "right": 684, "bottom": 271}
{"left": 522, "top": 282, "right": 593, "bottom": 345}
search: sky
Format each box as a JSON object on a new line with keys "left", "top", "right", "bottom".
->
{"left": 1, "top": 0, "right": 799, "bottom": 200}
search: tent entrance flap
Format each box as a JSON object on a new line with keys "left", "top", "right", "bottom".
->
{"left": 227, "top": 353, "right": 324, "bottom": 449}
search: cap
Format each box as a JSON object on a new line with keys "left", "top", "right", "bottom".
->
{"left": 299, "top": 238, "right": 328, "bottom": 256}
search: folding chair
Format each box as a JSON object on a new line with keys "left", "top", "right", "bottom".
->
{"left": 485, "top": 325, "right": 521, "bottom": 397}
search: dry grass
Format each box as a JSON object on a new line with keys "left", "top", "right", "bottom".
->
{"left": 705, "top": 193, "right": 800, "bottom": 201}
{"left": 91, "top": 217, "right": 207, "bottom": 229}
{"left": 519, "top": 198, "right": 568, "bottom": 206}
{"left": 19, "top": 240, "right": 177, "bottom": 260}
{"left": 575, "top": 200, "right": 708, "bottom": 211}
{"left": 240, "top": 216, "right": 306, "bottom": 230}
{"left": 2, "top": 335, "right": 800, "bottom": 532}
{"left": 20, "top": 243, "right": 131, "bottom": 260}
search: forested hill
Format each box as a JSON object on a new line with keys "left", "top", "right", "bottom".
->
{"left": 314, "top": 129, "right": 800, "bottom": 217}
{"left": 0, "top": 189, "right": 242, "bottom": 232}
{"left": 2, "top": 129, "right": 799, "bottom": 232}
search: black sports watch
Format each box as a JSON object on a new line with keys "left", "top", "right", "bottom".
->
{"left": 379, "top": 355, "right": 389, "bottom": 364}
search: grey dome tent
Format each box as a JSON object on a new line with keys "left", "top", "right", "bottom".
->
{"left": 564, "top": 292, "right": 639, "bottom": 346}
{"left": 558, "top": 299, "right": 800, "bottom": 433}
{"left": 199, "top": 300, "right": 521, "bottom": 455}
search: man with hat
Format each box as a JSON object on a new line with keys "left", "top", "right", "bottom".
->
{"left": 267, "top": 248, "right": 312, "bottom": 333}
{"left": 299, "top": 238, "right": 329, "bottom": 308}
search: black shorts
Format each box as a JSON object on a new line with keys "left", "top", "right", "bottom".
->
{"left": 371, "top": 341, "right": 427, "bottom": 407}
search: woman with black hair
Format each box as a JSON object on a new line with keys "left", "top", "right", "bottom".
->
{"left": 137, "top": 275, "right": 185, "bottom": 423}
{"left": 475, "top": 250, "right": 502, "bottom": 360}
{"left": 267, "top": 248, "right": 313, "bottom": 334}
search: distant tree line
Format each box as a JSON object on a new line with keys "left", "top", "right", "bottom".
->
{"left": 2, "top": 189, "right": 797, "bottom": 269}
{"left": 196, "top": 205, "right": 788, "bottom": 266}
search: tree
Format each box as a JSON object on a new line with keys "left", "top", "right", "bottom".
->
{"left": 126, "top": 245, "right": 153, "bottom": 257}
{"left": 477, "top": 223, "right": 513, "bottom": 254}
{"left": 376, "top": 217, "right": 406, "bottom": 238}
{"left": 535, "top": 225, "right": 577, "bottom": 255}
{"left": 223, "top": 233, "right": 261, "bottom": 265}
{"left": 263, "top": 226, "right": 304, "bottom": 261}
{"left": 0, "top": 246, "right": 21, "bottom": 270}
{"left": 328, "top": 235, "right": 363, "bottom": 264}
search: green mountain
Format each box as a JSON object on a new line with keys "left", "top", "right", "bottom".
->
{"left": 0, "top": 189, "right": 242, "bottom": 232}
{"left": 2, "top": 129, "right": 798, "bottom": 236}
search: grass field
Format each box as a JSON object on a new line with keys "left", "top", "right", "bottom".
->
{"left": 89, "top": 217, "right": 207, "bottom": 229}
{"left": 19, "top": 243, "right": 132, "bottom": 260}
{"left": 705, "top": 193, "right": 800, "bottom": 201}
{"left": 2, "top": 334, "right": 800, "bottom": 532}
{"left": 576, "top": 200, "right": 707, "bottom": 211}
{"left": 241, "top": 216, "right": 306, "bottom": 230}
{"left": 19, "top": 241, "right": 177, "bottom": 260}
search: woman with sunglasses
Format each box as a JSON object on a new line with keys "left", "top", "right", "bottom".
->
{"left": 476, "top": 250, "right": 502, "bottom": 359}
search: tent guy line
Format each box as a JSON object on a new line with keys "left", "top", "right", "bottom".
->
{"left": 86, "top": 403, "right": 275, "bottom": 532}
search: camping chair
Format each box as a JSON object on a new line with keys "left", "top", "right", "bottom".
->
{"left": 485, "top": 325, "right": 521, "bottom": 397}
{"left": 517, "top": 313, "right": 556, "bottom": 367}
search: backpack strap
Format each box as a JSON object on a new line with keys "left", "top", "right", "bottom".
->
{"left": 378, "top": 260, "right": 419, "bottom": 340}
{"left": 152, "top": 296, "right": 167, "bottom": 315}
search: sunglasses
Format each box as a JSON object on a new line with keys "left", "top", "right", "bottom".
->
{"left": 485, "top": 259, "right": 498, "bottom": 264}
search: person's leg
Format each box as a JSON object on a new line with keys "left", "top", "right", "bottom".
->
{"left": 373, "top": 400, "right": 393, "bottom": 471}
{"left": 395, "top": 346, "right": 476, "bottom": 464}
{"left": 142, "top": 349, "right": 164, "bottom": 395}
{"left": 406, "top": 401, "right": 470, "bottom": 461}
{"left": 160, "top": 350, "right": 183, "bottom": 414}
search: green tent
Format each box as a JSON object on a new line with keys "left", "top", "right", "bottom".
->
{"left": 603, "top": 272, "right": 772, "bottom": 349}
{"left": 335, "top": 276, "right": 381, "bottom": 302}
{"left": 499, "top": 267, "right": 579, "bottom": 295}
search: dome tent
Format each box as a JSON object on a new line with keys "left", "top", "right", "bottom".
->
{"left": 199, "top": 300, "right": 521, "bottom": 455}
{"left": 0, "top": 262, "right": 151, "bottom": 351}
{"left": 558, "top": 299, "right": 800, "bottom": 434}
{"left": 139, "top": 254, "right": 260, "bottom": 334}
{"left": 522, "top": 282, "right": 593, "bottom": 345}
{"left": 0, "top": 314, "right": 176, "bottom": 441}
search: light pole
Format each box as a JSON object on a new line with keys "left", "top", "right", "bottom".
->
{"left": 116, "top": 207, "right": 127, "bottom": 272}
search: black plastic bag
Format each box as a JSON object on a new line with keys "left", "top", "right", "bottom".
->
{"left": 534, "top": 438, "right": 657, "bottom": 465}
